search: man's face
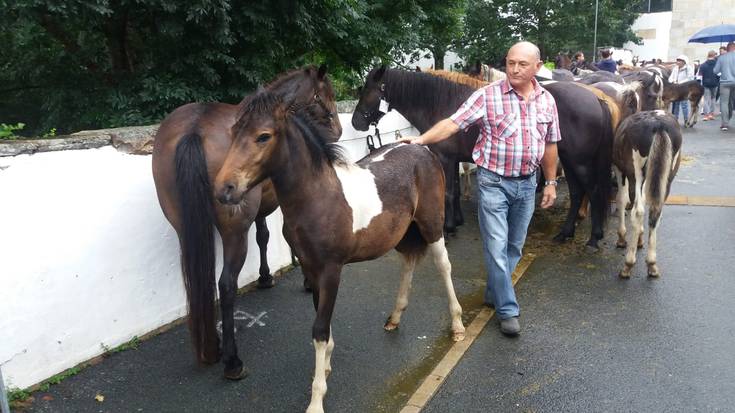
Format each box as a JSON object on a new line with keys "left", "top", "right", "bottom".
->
{"left": 506, "top": 48, "right": 542, "bottom": 90}
{"left": 579, "top": 53, "right": 585, "bottom": 61}
{"left": 676, "top": 60, "right": 685, "bottom": 68}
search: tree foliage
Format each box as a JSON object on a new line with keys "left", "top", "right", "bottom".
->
{"left": 0, "top": 0, "right": 426, "bottom": 135}
{"left": 414, "top": 0, "right": 467, "bottom": 70}
{"left": 457, "top": 0, "right": 640, "bottom": 67}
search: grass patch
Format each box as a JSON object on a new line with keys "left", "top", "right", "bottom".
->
{"left": 101, "top": 335, "right": 141, "bottom": 356}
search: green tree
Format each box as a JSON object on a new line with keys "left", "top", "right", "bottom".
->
{"left": 0, "top": 0, "right": 425, "bottom": 135}
{"left": 414, "top": 0, "right": 467, "bottom": 70}
{"left": 458, "top": 0, "right": 639, "bottom": 66}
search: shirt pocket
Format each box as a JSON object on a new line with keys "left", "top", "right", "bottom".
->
{"left": 493, "top": 112, "right": 518, "bottom": 143}
{"left": 535, "top": 113, "right": 553, "bottom": 142}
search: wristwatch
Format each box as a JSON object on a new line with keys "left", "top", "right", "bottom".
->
{"left": 544, "top": 179, "right": 558, "bottom": 186}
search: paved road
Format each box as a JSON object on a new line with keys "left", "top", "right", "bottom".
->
{"left": 16, "top": 119, "right": 735, "bottom": 412}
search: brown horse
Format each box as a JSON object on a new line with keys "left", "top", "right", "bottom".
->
{"left": 151, "top": 65, "right": 341, "bottom": 380}
{"left": 662, "top": 80, "right": 704, "bottom": 128}
{"left": 214, "top": 91, "right": 465, "bottom": 413}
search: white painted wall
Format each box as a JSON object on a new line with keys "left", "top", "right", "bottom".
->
{"left": 624, "top": 12, "right": 673, "bottom": 62}
{"left": 0, "top": 111, "right": 418, "bottom": 390}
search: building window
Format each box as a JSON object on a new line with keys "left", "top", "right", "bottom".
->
{"left": 635, "top": 0, "right": 673, "bottom": 13}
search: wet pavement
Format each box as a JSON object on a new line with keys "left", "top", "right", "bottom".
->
{"left": 15, "top": 119, "right": 735, "bottom": 412}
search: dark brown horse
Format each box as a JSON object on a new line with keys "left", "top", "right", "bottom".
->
{"left": 214, "top": 91, "right": 465, "bottom": 413}
{"left": 662, "top": 80, "right": 704, "bottom": 127}
{"left": 351, "top": 67, "right": 480, "bottom": 235}
{"left": 151, "top": 65, "right": 341, "bottom": 380}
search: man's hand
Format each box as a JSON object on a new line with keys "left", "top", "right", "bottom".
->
{"left": 540, "top": 184, "right": 556, "bottom": 209}
{"left": 398, "top": 136, "right": 425, "bottom": 145}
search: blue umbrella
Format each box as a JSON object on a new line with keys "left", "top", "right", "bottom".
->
{"left": 688, "top": 24, "right": 735, "bottom": 43}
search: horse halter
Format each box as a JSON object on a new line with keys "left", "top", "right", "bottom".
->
{"left": 360, "top": 83, "right": 389, "bottom": 126}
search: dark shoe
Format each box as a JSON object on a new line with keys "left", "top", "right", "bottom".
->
{"left": 499, "top": 316, "right": 520, "bottom": 336}
{"left": 721, "top": 126, "right": 729, "bottom": 131}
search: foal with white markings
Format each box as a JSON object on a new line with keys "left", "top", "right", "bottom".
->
{"left": 613, "top": 110, "right": 682, "bottom": 278}
{"left": 214, "top": 91, "right": 465, "bottom": 413}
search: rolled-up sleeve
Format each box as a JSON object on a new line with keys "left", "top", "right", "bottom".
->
{"left": 546, "top": 99, "right": 562, "bottom": 143}
{"left": 450, "top": 88, "right": 487, "bottom": 130}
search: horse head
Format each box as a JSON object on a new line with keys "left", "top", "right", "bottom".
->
{"left": 352, "top": 65, "right": 388, "bottom": 131}
{"left": 257, "top": 64, "right": 342, "bottom": 141}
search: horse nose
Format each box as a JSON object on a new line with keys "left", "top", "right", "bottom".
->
{"left": 218, "top": 182, "right": 236, "bottom": 204}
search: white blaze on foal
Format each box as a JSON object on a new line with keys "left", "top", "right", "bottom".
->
{"left": 334, "top": 164, "right": 383, "bottom": 233}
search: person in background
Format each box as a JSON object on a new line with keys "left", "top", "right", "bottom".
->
{"left": 699, "top": 50, "right": 720, "bottom": 121}
{"left": 720, "top": 46, "right": 728, "bottom": 56}
{"left": 714, "top": 42, "right": 735, "bottom": 131}
{"left": 595, "top": 49, "right": 617, "bottom": 73}
{"left": 668, "top": 55, "right": 695, "bottom": 125}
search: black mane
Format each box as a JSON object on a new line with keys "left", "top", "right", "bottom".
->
{"left": 290, "top": 104, "right": 346, "bottom": 170}
{"left": 382, "top": 69, "right": 477, "bottom": 118}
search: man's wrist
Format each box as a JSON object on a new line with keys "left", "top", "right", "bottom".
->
{"left": 544, "top": 179, "right": 558, "bottom": 186}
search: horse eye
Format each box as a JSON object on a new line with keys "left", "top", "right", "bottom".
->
{"left": 256, "top": 133, "right": 271, "bottom": 143}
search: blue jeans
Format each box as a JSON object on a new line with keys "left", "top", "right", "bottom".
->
{"left": 477, "top": 167, "right": 536, "bottom": 320}
{"left": 671, "top": 100, "right": 690, "bottom": 123}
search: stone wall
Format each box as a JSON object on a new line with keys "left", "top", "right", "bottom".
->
{"left": 669, "top": 0, "right": 735, "bottom": 63}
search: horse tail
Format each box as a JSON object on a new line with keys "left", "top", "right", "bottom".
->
{"left": 174, "top": 133, "right": 219, "bottom": 364}
{"left": 645, "top": 128, "right": 673, "bottom": 227}
{"left": 596, "top": 98, "right": 615, "bottom": 227}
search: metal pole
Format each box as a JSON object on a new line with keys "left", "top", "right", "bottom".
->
{"left": 648, "top": 0, "right": 651, "bottom": 13}
{"left": 593, "top": 0, "right": 599, "bottom": 62}
{"left": 0, "top": 368, "right": 11, "bottom": 413}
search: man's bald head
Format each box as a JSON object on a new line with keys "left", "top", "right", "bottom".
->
{"left": 508, "top": 41, "right": 541, "bottom": 62}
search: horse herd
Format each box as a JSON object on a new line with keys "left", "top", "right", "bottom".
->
{"left": 151, "top": 63, "right": 683, "bottom": 412}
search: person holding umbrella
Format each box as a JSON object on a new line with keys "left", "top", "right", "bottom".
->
{"left": 714, "top": 42, "right": 735, "bottom": 131}
{"left": 699, "top": 50, "right": 720, "bottom": 121}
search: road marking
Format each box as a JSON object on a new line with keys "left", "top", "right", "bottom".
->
{"left": 216, "top": 310, "right": 268, "bottom": 333}
{"left": 666, "top": 195, "right": 735, "bottom": 207}
{"left": 400, "top": 253, "right": 536, "bottom": 413}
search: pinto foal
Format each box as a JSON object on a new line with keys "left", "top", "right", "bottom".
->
{"left": 214, "top": 92, "right": 465, "bottom": 413}
{"left": 613, "top": 110, "right": 682, "bottom": 278}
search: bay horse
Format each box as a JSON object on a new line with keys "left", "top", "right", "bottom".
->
{"left": 352, "top": 67, "right": 480, "bottom": 235}
{"left": 613, "top": 110, "right": 682, "bottom": 278}
{"left": 214, "top": 91, "right": 465, "bottom": 413}
{"left": 151, "top": 65, "right": 342, "bottom": 380}
{"left": 354, "top": 67, "right": 616, "bottom": 250}
{"left": 662, "top": 80, "right": 704, "bottom": 128}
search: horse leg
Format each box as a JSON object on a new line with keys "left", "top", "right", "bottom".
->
{"left": 614, "top": 167, "right": 629, "bottom": 248}
{"left": 428, "top": 238, "right": 465, "bottom": 341}
{"left": 306, "top": 265, "right": 341, "bottom": 413}
{"left": 461, "top": 163, "right": 472, "bottom": 200}
{"left": 646, "top": 204, "right": 663, "bottom": 277}
{"left": 440, "top": 157, "right": 458, "bottom": 235}
{"left": 553, "top": 164, "right": 584, "bottom": 243}
{"left": 453, "top": 166, "right": 465, "bottom": 227}
{"left": 255, "top": 216, "right": 274, "bottom": 288}
{"left": 385, "top": 254, "right": 419, "bottom": 331}
{"left": 687, "top": 98, "right": 699, "bottom": 127}
{"left": 218, "top": 230, "right": 248, "bottom": 379}
{"left": 620, "top": 163, "right": 645, "bottom": 278}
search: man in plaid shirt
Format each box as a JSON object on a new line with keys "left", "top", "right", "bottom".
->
{"left": 403, "top": 41, "right": 561, "bottom": 336}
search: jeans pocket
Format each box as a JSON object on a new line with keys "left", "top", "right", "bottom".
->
{"left": 478, "top": 170, "right": 502, "bottom": 187}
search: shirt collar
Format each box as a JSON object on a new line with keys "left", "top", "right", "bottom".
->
{"left": 500, "top": 78, "right": 545, "bottom": 99}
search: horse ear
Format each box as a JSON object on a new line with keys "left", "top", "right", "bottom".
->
{"left": 373, "top": 65, "right": 387, "bottom": 81}
{"left": 416, "top": 66, "right": 421, "bottom": 72}
{"left": 317, "top": 64, "right": 328, "bottom": 80}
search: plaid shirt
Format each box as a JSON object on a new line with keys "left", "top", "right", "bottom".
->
{"left": 450, "top": 78, "right": 561, "bottom": 177}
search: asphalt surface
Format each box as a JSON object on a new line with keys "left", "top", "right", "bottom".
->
{"left": 16, "top": 118, "right": 735, "bottom": 412}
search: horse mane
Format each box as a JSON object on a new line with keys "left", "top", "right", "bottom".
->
{"left": 574, "top": 83, "right": 622, "bottom": 132}
{"left": 382, "top": 68, "right": 480, "bottom": 116}
{"left": 423, "top": 69, "right": 489, "bottom": 89}
{"left": 290, "top": 104, "right": 347, "bottom": 170}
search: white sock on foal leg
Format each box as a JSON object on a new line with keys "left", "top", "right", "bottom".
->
{"left": 307, "top": 339, "right": 328, "bottom": 413}
{"left": 428, "top": 238, "right": 465, "bottom": 341}
{"left": 385, "top": 254, "right": 418, "bottom": 330}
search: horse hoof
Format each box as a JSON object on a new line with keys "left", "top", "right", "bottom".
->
{"left": 618, "top": 270, "right": 631, "bottom": 279}
{"left": 452, "top": 331, "right": 466, "bottom": 342}
{"left": 224, "top": 365, "right": 247, "bottom": 381}
{"left": 584, "top": 244, "right": 600, "bottom": 254}
{"left": 303, "top": 279, "right": 313, "bottom": 293}
{"left": 384, "top": 320, "right": 399, "bottom": 331}
{"left": 616, "top": 240, "right": 627, "bottom": 248}
{"left": 648, "top": 271, "right": 661, "bottom": 278}
{"left": 648, "top": 265, "right": 660, "bottom": 278}
{"left": 257, "top": 276, "right": 275, "bottom": 289}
